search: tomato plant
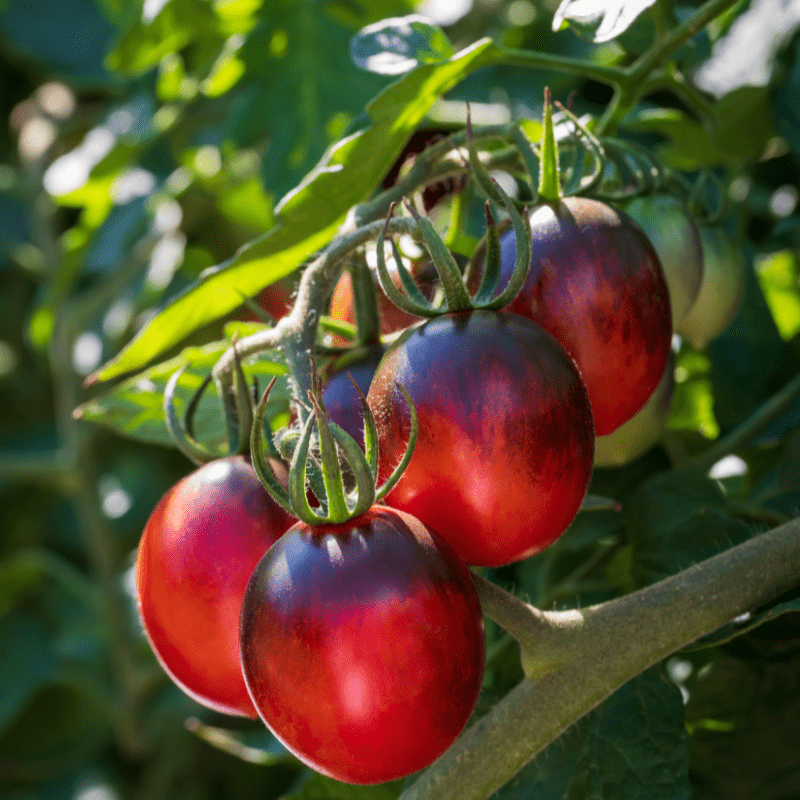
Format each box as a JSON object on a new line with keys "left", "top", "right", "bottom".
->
{"left": 136, "top": 455, "right": 294, "bottom": 717}
{"left": 498, "top": 196, "right": 672, "bottom": 435}
{"left": 239, "top": 505, "right": 485, "bottom": 784}
{"left": 367, "top": 310, "right": 594, "bottom": 566}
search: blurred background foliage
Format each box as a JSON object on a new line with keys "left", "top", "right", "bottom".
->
{"left": 1, "top": 0, "right": 800, "bottom": 798}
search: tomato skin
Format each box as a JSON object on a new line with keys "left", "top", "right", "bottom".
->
{"left": 499, "top": 196, "right": 672, "bottom": 435}
{"left": 239, "top": 506, "right": 485, "bottom": 785}
{"left": 136, "top": 456, "right": 294, "bottom": 718}
{"left": 321, "top": 348, "right": 383, "bottom": 444}
{"left": 624, "top": 196, "right": 703, "bottom": 325}
{"left": 676, "top": 226, "right": 745, "bottom": 349}
{"left": 328, "top": 267, "right": 423, "bottom": 344}
{"left": 367, "top": 310, "right": 595, "bottom": 567}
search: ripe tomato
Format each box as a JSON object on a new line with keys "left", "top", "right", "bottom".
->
{"left": 328, "top": 263, "right": 428, "bottom": 345}
{"left": 136, "top": 455, "right": 294, "bottom": 717}
{"left": 624, "top": 196, "right": 704, "bottom": 325}
{"left": 677, "top": 226, "right": 745, "bottom": 349}
{"left": 239, "top": 505, "right": 485, "bottom": 784}
{"left": 498, "top": 196, "right": 672, "bottom": 435}
{"left": 367, "top": 310, "right": 595, "bottom": 567}
{"left": 321, "top": 347, "right": 383, "bottom": 444}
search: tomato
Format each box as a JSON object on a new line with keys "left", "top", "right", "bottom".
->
{"left": 594, "top": 353, "right": 675, "bottom": 467}
{"left": 136, "top": 455, "right": 294, "bottom": 717}
{"left": 498, "top": 196, "right": 672, "bottom": 435}
{"left": 624, "top": 196, "right": 704, "bottom": 325}
{"left": 367, "top": 310, "right": 595, "bottom": 567}
{"left": 321, "top": 347, "right": 384, "bottom": 444}
{"left": 239, "top": 505, "right": 485, "bottom": 784}
{"left": 239, "top": 278, "right": 295, "bottom": 323}
{"left": 676, "top": 226, "right": 745, "bottom": 349}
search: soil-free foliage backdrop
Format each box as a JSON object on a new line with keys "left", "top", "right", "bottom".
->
{"left": 2, "top": 0, "right": 800, "bottom": 797}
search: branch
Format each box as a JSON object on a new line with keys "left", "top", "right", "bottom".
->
{"left": 403, "top": 517, "right": 800, "bottom": 800}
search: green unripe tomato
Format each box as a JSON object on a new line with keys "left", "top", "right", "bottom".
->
{"left": 594, "top": 354, "right": 675, "bottom": 467}
{"left": 677, "top": 227, "right": 745, "bottom": 349}
{"left": 624, "top": 196, "right": 703, "bottom": 326}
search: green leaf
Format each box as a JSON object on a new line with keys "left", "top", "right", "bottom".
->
{"left": 552, "top": 0, "right": 658, "bottom": 44}
{"left": 498, "top": 667, "right": 690, "bottom": 799}
{"left": 76, "top": 338, "right": 289, "bottom": 447}
{"left": 283, "top": 772, "right": 404, "bottom": 799}
{"left": 88, "top": 38, "right": 496, "bottom": 384}
{"left": 625, "top": 468, "right": 751, "bottom": 588}
{"left": 350, "top": 15, "right": 455, "bottom": 75}
{"left": 0, "top": 615, "right": 57, "bottom": 734}
{"left": 755, "top": 249, "right": 800, "bottom": 341}
{"left": 106, "top": 0, "right": 216, "bottom": 76}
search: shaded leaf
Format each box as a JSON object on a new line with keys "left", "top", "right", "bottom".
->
{"left": 350, "top": 15, "right": 455, "bottom": 75}
{"left": 625, "top": 468, "right": 751, "bottom": 588}
{"left": 0, "top": 615, "right": 57, "bottom": 734}
{"left": 499, "top": 667, "right": 690, "bottom": 799}
{"left": 688, "top": 597, "right": 800, "bottom": 650}
{"left": 283, "top": 772, "right": 404, "bottom": 799}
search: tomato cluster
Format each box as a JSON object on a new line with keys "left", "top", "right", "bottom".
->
{"left": 136, "top": 146, "right": 743, "bottom": 783}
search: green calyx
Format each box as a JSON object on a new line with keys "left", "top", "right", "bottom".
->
{"left": 374, "top": 180, "right": 532, "bottom": 317}
{"left": 538, "top": 87, "right": 562, "bottom": 204}
{"left": 251, "top": 375, "right": 418, "bottom": 526}
{"left": 164, "top": 340, "right": 255, "bottom": 464}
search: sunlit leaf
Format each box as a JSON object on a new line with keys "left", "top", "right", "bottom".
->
{"left": 350, "top": 15, "right": 455, "bottom": 75}
{"left": 552, "top": 0, "right": 658, "bottom": 43}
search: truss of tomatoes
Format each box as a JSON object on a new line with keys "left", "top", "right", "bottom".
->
{"left": 134, "top": 175, "right": 744, "bottom": 785}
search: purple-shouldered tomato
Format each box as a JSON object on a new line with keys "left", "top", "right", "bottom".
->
{"left": 239, "top": 505, "right": 485, "bottom": 784}
{"left": 367, "top": 310, "right": 595, "bottom": 567}
{"left": 498, "top": 196, "right": 672, "bottom": 435}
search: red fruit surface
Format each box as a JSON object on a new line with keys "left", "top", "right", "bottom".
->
{"left": 367, "top": 310, "right": 595, "bottom": 567}
{"left": 499, "top": 196, "right": 672, "bottom": 435}
{"left": 136, "top": 455, "right": 294, "bottom": 717}
{"left": 239, "top": 506, "right": 485, "bottom": 785}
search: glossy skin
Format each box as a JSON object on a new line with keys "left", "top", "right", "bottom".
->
{"left": 239, "top": 506, "right": 485, "bottom": 785}
{"left": 367, "top": 311, "right": 595, "bottom": 567}
{"left": 321, "top": 347, "right": 383, "bottom": 444}
{"left": 594, "top": 353, "right": 675, "bottom": 467}
{"left": 677, "top": 226, "right": 745, "bottom": 350}
{"left": 625, "top": 196, "right": 704, "bottom": 325}
{"left": 136, "top": 456, "right": 294, "bottom": 717}
{"left": 499, "top": 196, "right": 672, "bottom": 435}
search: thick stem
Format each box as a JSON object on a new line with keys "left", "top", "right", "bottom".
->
{"left": 538, "top": 87, "right": 561, "bottom": 203}
{"left": 403, "top": 517, "right": 800, "bottom": 800}
{"left": 595, "top": 0, "right": 741, "bottom": 135}
{"left": 211, "top": 217, "right": 417, "bottom": 414}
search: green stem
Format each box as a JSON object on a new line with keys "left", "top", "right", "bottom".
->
{"left": 403, "top": 517, "right": 800, "bottom": 800}
{"left": 495, "top": 47, "right": 627, "bottom": 86}
{"left": 595, "top": 0, "right": 741, "bottom": 135}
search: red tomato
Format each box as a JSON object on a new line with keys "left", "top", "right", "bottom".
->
{"left": 499, "top": 196, "right": 672, "bottom": 435}
{"left": 136, "top": 455, "right": 294, "bottom": 717}
{"left": 239, "top": 505, "right": 485, "bottom": 784}
{"left": 367, "top": 310, "right": 595, "bottom": 567}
